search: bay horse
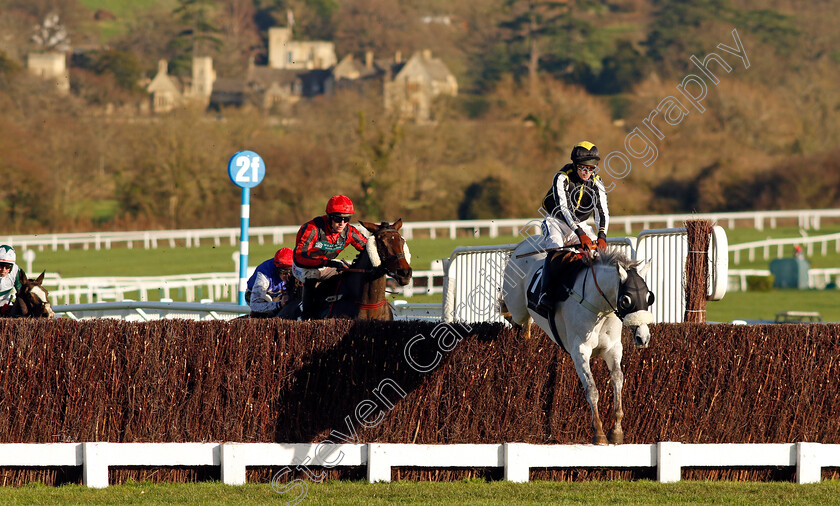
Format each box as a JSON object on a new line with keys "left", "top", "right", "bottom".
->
{"left": 10, "top": 271, "right": 55, "bottom": 318}
{"left": 315, "top": 219, "right": 412, "bottom": 320}
{"left": 501, "top": 236, "right": 654, "bottom": 445}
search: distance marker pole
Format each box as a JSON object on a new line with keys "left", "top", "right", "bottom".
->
{"left": 227, "top": 150, "right": 266, "bottom": 307}
{"left": 238, "top": 187, "right": 250, "bottom": 305}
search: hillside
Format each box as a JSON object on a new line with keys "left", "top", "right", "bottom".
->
{"left": 0, "top": 0, "right": 838, "bottom": 233}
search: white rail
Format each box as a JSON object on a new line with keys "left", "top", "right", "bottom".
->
{"left": 44, "top": 269, "right": 443, "bottom": 305}
{"left": 52, "top": 301, "right": 250, "bottom": 321}
{"left": 727, "top": 268, "right": 840, "bottom": 292}
{"left": 5, "top": 209, "right": 840, "bottom": 251}
{"left": 729, "top": 232, "right": 840, "bottom": 265}
{"left": 0, "top": 442, "right": 835, "bottom": 488}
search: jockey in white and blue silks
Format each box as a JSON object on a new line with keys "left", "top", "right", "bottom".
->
{"left": 536, "top": 141, "right": 611, "bottom": 316}
{"left": 246, "top": 247, "right": 299, "bottom": 318}
{"left": 0, "top": 245, "right": 22, "bottom": 315}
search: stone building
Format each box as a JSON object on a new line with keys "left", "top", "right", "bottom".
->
{"left": 267, "top": 27, "right": 336, "bottom": 70}
{"left": 26, "top": 52, "right": 69, "bottom": 95}
{"left": 384, "top": 50, "right": 458, "bottom": 122}
{"left": 145, "top": 59, "right": 182, "bottom": 114}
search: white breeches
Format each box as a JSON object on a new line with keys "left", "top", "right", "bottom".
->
{"left": 541, "top": 217, "right": 595, "bottom": 250}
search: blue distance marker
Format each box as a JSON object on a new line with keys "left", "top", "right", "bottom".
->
{"left": 228, "top": 150, "right": 266, "bottom": 305}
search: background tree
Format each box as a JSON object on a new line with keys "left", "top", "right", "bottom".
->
{"left": 170, "top": 0, "right": 223, "bottom": 76}
{"left": 581, "top": 40, "right": 649, "bottom": 94}
{"left": 353, "top": 110, "right": 404, "bottom": 220}
{"left": 214, "top": 0, "right": 261, "bottom": 75}
{"left": 499, "top": 0, "right": 594, "bottom": 94}
{"left": 334, "top": 0, "right": 422, "bottom": 57}
{"left": 644, "top": 0, "right": 734, "bottom": 72}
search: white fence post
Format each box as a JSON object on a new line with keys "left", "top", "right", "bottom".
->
{"left": 367, "top": 443, "right": 391, "bottom": 483}
{"left": 657, "top": 441, "right": 681, "bottom": 483}
{"left": 220, "top": 443, "right": 247, "bottom": 485}
{"left": 82, "top": 442, "right": 109, "bottom": 488}
{"left": 797, "top": 442, "right": 821, "bottom": 484}
{"left": 504, "top": 442, "right": 529, "bottom": 483}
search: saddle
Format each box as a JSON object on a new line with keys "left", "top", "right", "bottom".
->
{"left": 527, "top": 250, "right": 589, "bottom": 316}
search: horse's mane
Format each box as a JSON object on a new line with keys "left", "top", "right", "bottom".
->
{"left": 594, "top": 249, "right": 638, "bottom": 270}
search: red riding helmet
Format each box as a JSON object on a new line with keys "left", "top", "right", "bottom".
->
{"left": 325, "top": 195, "right": 355, "bottom": 215}
{"left": 273, "top": 247, "right": 293, "bottom": 268}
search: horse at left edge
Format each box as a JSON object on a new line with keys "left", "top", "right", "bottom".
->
{"left": 8, "top": 271, "right": 55, "bottom": 318}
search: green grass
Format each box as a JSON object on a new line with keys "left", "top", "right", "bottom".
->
{"left": 0, "top": 480, "right": 838, "bottom": 505}
{"left": 78, "top": 0, "right": 178, "bottom": 41}
{"left": 707, "top": 289, "right": 840, "bottom": 322}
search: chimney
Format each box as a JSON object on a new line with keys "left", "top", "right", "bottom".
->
{"left": 422, "top": 49, "right": 432, "bottom": 60}
{"left": 394, "top": 50, "right": 402, "bottom": 63}
{"left": 365, "top": 50, "right": 373, "bottom": 69}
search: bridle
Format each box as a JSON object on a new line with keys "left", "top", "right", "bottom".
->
{"left": 342, "top": 227, "right": 408, "bottom": 278}
{"left": 586, "top": 253, "right": 654, "bottom": 320}
{"left": 12, "top": 285, "right": 53, "bottom": 318}
{"left": 339, "top": 227, "right": 410, "bottom": 313}
{"left": 371, "top": 228, "right": 408, "bottom": 277}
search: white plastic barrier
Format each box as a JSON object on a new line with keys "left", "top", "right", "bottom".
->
{"left": 0, "top": 442, "right": 836, "bottom": 487}
{"left": 53, "top": 301, "right": 249, "bottom": 321}
{"left": 440, "top": 230, "right": 726, "bottom": 324}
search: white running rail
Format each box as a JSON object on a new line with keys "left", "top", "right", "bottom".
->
{"left": 5, "top": 209, "right": 840, "bottom": 251}
{"left": 52, "top": 301, "right": 250, "bottom": 321}
{"left": 728, "top": 232, "right": 840, "bottom": 265}
{"left": 0, "top": 442, "right": 835, "bottom": 488}
{"left": 45, "top": 269, "right": 444, "bottom": 305}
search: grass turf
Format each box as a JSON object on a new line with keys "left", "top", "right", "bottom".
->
{"left": 0, "top": 479, "right": 838, "bottom": 505}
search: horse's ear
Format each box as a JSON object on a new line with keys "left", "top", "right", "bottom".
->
{"left": 392, "top": 218, "right": 403, "bottom": 231}
{"left": 36, "top": 271, "right": 45, "bottom": 284}
{"left": 618, "top": 264, "right": 628, "bottom": 282}
{"left": 359, "top": 221, "right": 379, "bottom": 234}
{"left": 638, "top": 259, "right": 652, "bottom": 278}
{"left": 19, "top": 270, "right": 27, "bottom": 284}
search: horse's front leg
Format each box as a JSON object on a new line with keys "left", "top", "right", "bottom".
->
{"left": 571, "top": 348, "right": 607, "bottom": 445}
{"left": 603, "top": 345, "right": 625, "bottom": 444}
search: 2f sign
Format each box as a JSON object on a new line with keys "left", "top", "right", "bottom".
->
{"left": 228, "top": 150, "right": 266, "bottom": 189}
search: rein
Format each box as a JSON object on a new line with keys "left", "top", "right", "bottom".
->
{"left": 587, "top": 259, "right": 620, "bottom": 317}
{"left": 338, "top": 227, "right": 404, "bottom": 314}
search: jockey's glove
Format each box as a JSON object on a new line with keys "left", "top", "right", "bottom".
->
{"left": 597, "top": 232, "right": 607, "bottom": 251}
{"left": 326, "top": 260, "right": 346, "bottom": 269}
{"left": 578, "top": 234, "right": 594, "bottom": 250}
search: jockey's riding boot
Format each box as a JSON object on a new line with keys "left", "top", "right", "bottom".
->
{"left": 535, "top": 254, "right": 556, "bottom": 318}
{"left": 300, "top": 279, "right": 318, "bottom": 320}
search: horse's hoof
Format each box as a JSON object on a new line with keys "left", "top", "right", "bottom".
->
{"left": 608, "top": 429, "right": 624, "bottom": 445}
{"left": 593, "top": 434, "right": 608, "bottom": 445}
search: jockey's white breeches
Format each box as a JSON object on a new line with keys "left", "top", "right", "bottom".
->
{"left": 541, "top": 217, "right": 595, "bottom": 250}
{"left": 293, "top": 264, "right": 339, "bottom": 282}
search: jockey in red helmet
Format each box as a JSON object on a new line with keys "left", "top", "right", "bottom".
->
{"left": 293, "top": 195, "right": 367, "bottom": 319}
{"left": 245, "top": 247, "right": 300, "bottom": 319}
